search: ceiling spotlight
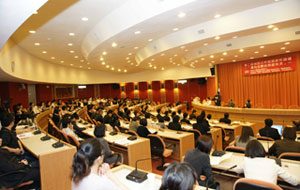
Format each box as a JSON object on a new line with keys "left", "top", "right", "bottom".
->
{"left": 172, "top": 62, "right": 176, "bottom": 65}
{"left": 88, "top": 67, "right": 91, "bottom": 70}
{"left": 87, "top": 62, "right": 90, "bottom": 64}
{"left": 234, "top": 55, "right": 238, "bottom": 58}
{"left": 273, "top": 27, "right": 279, "bottom": 31}
{"left": 263, "top": 54, "right": 268, "bottom": 57}
{"left": 177, "top": 12, "right": 186, "bottom": 18}
{"left": 232, "top": 60, "right": 236, "bottom": 62}
{"left": 201, "top": 58, "right": 205, "bottom": 61}
{"left": 42, "top": 51, "right": 47, "bottom": 54}
{"left": 250, "top": 57, "right": 254, "bottom": 59}
{"left": 254, "top": 51, "right": 259, "bottom": 54}
{"left": 203, "top": 43, "right": 208, "bottom": 46}
{"left": 232, "top": 36, "right": 238, "bottom": 39}
{"left": 128, "top": 52, "right": 132, "bottom": 55}
{"left": 124, "top": 69, "right": 127, "bottom": 72}
{"left": 112, "top": 42, "right": 117, "bottom": 47}
{"left": 80, "top": 59, "right": 84, "bottom": 62}
{"left": 68, "top": 43, "right": 73, "bottom": 46}
{"left": 69, "top": 33, "right": 75, "bottom": 36}
{"left": 127, "top": 60, "right": 131, "bottom": 63}
{"left": 180, "top": 46, "right": 185, "bottom": 49}
{"left": 70, "top": 64, "right": 73, "bottom": 66}
{"left": 60, "top": 61, "right": 64, "bottom": 63}
{"left": 81, "top": 17, "right": 88, "bottom": 21}
{"left": 134, "top": 31, "right": 141, "bottom": 34}
{"left": 173, "top": 28, "right": 179, "bottom": 31}
{"left": 154, "top": 66, "right": 157, "bottom": 69}
{"left": 284, "top": 42, "right": 290, "bottom": 45}
{"left": 51, "top": 57, "right": 55, "bottom": 59}
{"left": 286, "top": 50, "right": 290, "bottom": 53}
{"left": 210, "top": 55, "right": 214, "bottom": 58}
{"left": 281, "top": 47, "right": 286, "bottom": 50}
{"left": 126, "top": 57, "right": 130, "bottom": 60}
{"left": 134, "top": 46, "right": 139, "bottom": 50}
{"left": 79, "top": 66, "right": 83, "bottom": 68}
{"left": 149, "top": 65, "right": 153, "bottom": 68}
{"left": 223, "top": 52, "right": 227, "bottom": 55}
{"left": 239, "top": 49, "right": 244, "bottom": 52}
{"left": 267, "top": 25, "right": 274, "bottom": 29}
{"left": 106, "top": 65, "right": 110, "bottom": 68}
{"left": 118, "top": 69, "right": 121, "bottom": 72}
{"left": 102, "top": 51, "right": 107, "bottom": 55}
{"left": 34, "top": 43, "right": 40, "bottom": 46}
{"left": 74, "top": 56, "right": 79, "bottom": 58}
{"left": 161, "top": 67, "right": 165, "bottom": 71}
{"left": 174, "top": 54, "right": 177, "bottom": 57}
{"left": 151, "top": 58, "right": 155, "bottom": 61}
{"left": 260, "top": 45, "right": 264, "bottom": 49}
{"left": 69, "top": 50, "right": 75, "bottom": 53}
{"left": 29, "top": 30, "right": 36, "bottom": 34}
{"left": 220, "top": 58, "right": 224, "bottom": 61}
{"left": 184, "top": 49, "right": 188, "bottom": 52}
{"left": 33, "top": 11, "right": 38, "bottom": 15}
{"left": 214, "top": 14, "right": 221, "bottom": 18}
{"left": 214, "top": 36, "right": 220, "bottom": 40}
{"left": 101, "top": 62, "right": 105, "bottom": 65}
{"left": 100, "top": 57, "right": 104, "bottom": 61}
{"left": 130, "top": 63, "right": 134, "bottom": 65}
{"left": 148, "top": 39, "right": 153, "bottom": 42}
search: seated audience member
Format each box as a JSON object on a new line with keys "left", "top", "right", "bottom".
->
{"left": 181, "top": 113, "right": 191, "bottom": 125}
{"left": 234, "top": 126, "right": 256, "bottom": 148}
{"left": 269, "top": 127, "right": 300, "bottom": 157}
{"left": 243, "top": 99, "right": 251, "bottom": 108}
{"left": 206, "top": 114, "right": 212, "bottom": 121}
{"left": 189, "top": 110, "right": 197, "bottom": 120}
{"left": 0, "top": 114, "right": 24, "bottom": 155}
{"left": 227, "top": 99, "right": 235, "bottom": 107}
{"left": 0, "top": 138, "right": 40, "bottom": 189}
{"left": 234, "top": 140, "right": 299, "bottom": 186}
{"left": 163, "top": 111, "right": 171, "bottom": 122}
{"left": 168, "top": 115, "right": 182, "bottom": 131}
{"left": 177, "top": 110, "right": 183, "bottom": 120}
{"left": 137, "top": 119, "right": 156, "bottom": 138}
{"left": 145, "top": 113, "right": 155, "bottom": 127}
{"left": 71, "top": 139, "right": 128, "bottom": 190}
{"left": 71, "top": 113, "right": 88, "bottom": 139}
{"left": 157, "top": 117, "right": 166, "bottom": 128}
{"left": 259, "top": 119, "right": 281, "bottom": 140}
{"left": 184, "top": 136, "right": 217, "bottom": 188}
{"left": 61, "top": 114, "right": 80, "bottom": 141}
{"left": 94, "top": 124, "right": 122, "bottom": 166}
{"left": 193, "top": 114, "right": 210, "bottom": 135}
{"left": 103, "top": 110, "right": 114, "bottom": 126}
{"left": 92, "top": 108, "right": 104, "bottom": 123}
{"left": 219, "top": 113, "right": 231, "bottom": 124}
{"left": 293, "top": 120, "right": 300, "bottom": 131}
{"left": 129, "top": 116, "right": 139, "bottom": 132}
{"left": 159, "top": 162, "right": 197, "bottom": 190}
{"left": 156, "top": 109, "right": 164, "bottom": 122}
{"left": 51, "top": 107, "right": 61, "bottom": 127}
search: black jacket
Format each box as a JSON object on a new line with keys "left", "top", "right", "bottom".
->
{"left": 259, "top": 126, "right": 281, "bottom": 140}
{"left": 219, "top": 118, "right": 231, "bottom": 124}
{"left": 0, "top": 128, "right": 20, "bottom": 149}
{"left": 168, "top": 122, "right": 182, "bottom": 131}
{"left": 269, "top": 139, "right": 300, "bottom": 157}
{"left": 137, "top": 126, "right": 151, "bottom": 138}
{"left": 193, "top": 121, "right": 210, "bottom": 135}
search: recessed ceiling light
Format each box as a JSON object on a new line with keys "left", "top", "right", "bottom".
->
{"left": 106, "top": 65, "right": 110, "bottom": 68}
{"left": 284, "top": 42, "right": 290, "bottom": 45}
{"left": 184, "top": 49, "right": 188, "bottom": 52}
{"left": 88, "top": 67, "right": 91, "bottom": 70}
{"left": 274, "top": 0, "right": 280, "bottom": 2}
{"left": 127, "top": 60, "right": 131, "bottom": 63}
{"left": 250, "top": 57, "right": 254, "bottom": 59}
{"left": 128, "top": 52, "right": 132, "bottom": 55}
{"left": 134, "top": 46, "right": 139, "bottom": 50}
{"left": 33, "top": 11, "right": 38, "bottom": 15}
{"left": 234, "top": 55, "right": 238, "bottom": 58}
{"left": 42, "top": 51, "right": 47, "bottom": 54}
{"left": 126, "top": 57, "right": 130, "bottom": 60}
{"left": 173, "top": 28, "right": 179, "bottom": 31}
{"left": 87, "top": 62, "right": 90, "bottom": 64}
{"left": 60, "top": 61, "right": 64, "bottom": 63}
{"left": 203, "top": 43, "right": 208, "bottom": 46}
{"left": 70, "top": 64, "right": 73, "bottom": 66}
{"left": 68, "top": 43, "right": 73, "bottom": 46}
{"left": 254, "top": 51, "right": 259, "bottom": 54}
{"left": 214, "top": 36, "right": 220, "bottom": 40}
{"left": 34, "top": 43, "right": 40, "bottom": 46}
{"left": 267, "top": 25, "right": 274, "bottom": 29}
{"left": 124, "top": 69, "right": 127, "bottom": 73}
{"left": 134, "top": 31, "right": 141, "bottom": 34}
{"left": 79, "top": 66, "right": 83, "bottom": 68}
{"left": 232, "top": 36, "right": 238, "bottom": 39}
{"left": 177, "top": 12, "right": 186, "bottom": 18}
{"left": 100, "top": 57, "right": 104, "bottom": 61}
{"left": 74, "top": 56, "right": 79, "bottom": 58}
{"left": 239, "top": 49, "right": 244, "bottom": 52}
{"left": 80, "top": 60, "right": 84, "bottom": 62}
{"left": 102, "top": 51, "right": 107, "bottom": 55}
{"left": 273, "top": 27, "right": 279, "bottom": 31}
{"left": 172, "top": 62, "right": 176, "bottom": 65}
{"left": 263, "top": 54, "right": 268, "bottom": 57}
{"left": 29, "top": 30, "right": 36, "bottom": 34}
{"left": 214, "top": 14, "right": 221, "bottom": 18}
{"left": 154, "top": 66, "right": 157, "bottom": 69}
{"left": 148, "top": 39, "right": 153, "bottom": 42}
{"left": 151, "top": 58, "right": 155, "bottom": 61}
{"left": 180, "top": 46, "right": 185, "bottom": 49}
{"left": 260, "top": 45, "right": 264, "bottom": 49}
{"left": 149, "top": 65, "right": 153, "bottom": 68}
{"left": 232, "top": 60, "right": 236, "bottom": 62}
{"left": 112, "top": 42, "right": 117, "bottom": 47}
{"left": 220, "top": 58, "right": 224, "bottom": 61}
{"left": 201, "top": 58, "right": 205, "bottom": 61}
{"left": 118, "top": 69, "right": 121, "bottom": 72}
{"left": 281, "top": 47, "right": 286, "bottom": 50}
{"left": 210, "top": 55, "right": 214, "bottom": 58}
{"left": 81, "top": 17, "right": 88, "bottom": 21}
{"left": 177, "top": 64, "right": 181, "bottom": 66}
{"left": 169, "top": 57, "right": 173, "bottom": 60}
{"left": 69, "top": 50, "right": 75, "bottom": 53}
{"left": 223, "top": 52, "right": 227, "bottom": 56}
{"left": 286, "top": 50, "right": 290, "bottom": 53}
{"left": 101, "top": 62, "right": 105, "bottom": 65}
{"left": 51, "top": 57, "right": 55, "bottom": 59}
{"left": 148, "top": 62, "right": 152, "bottom": 65}
{"left": 130, "top": 63, "right": 134, "bottom": 65}
{"left": 211, "top": 61, "right": 215, "bottom": 63}
{"left": 69, "top": 33, "right": 75, "bottom": 36}
{"left": 169, "top": 60, "right": 173, "bottom": 63}
{"left": 195, "top": 60, "right": 198, "bottom": 63}
{"left": 161, "top": 67, "right": 165, "bottom": 71}
{"left": 174, "top": 54, "right": 177, "bottom": 57}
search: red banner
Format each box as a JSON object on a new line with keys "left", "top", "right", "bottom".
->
{"left": 242, "top": 55, "right": 296, "bottom": 76}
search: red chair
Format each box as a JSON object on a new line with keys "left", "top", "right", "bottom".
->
{"left": 257, "top": 136, "right": 275, "bottom": 141}
{"left": 278, "top": 152, "right": 300, "bottom": 161}
{"left": 225, "top": 146, "right": 245, "bottom": 154}
{"left": 233, "top": 178, "right": 282, "bottom": 190}
{"left": 127, "top": 130, "right": 139, "bottom": 137}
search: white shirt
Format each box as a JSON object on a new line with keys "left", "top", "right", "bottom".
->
{"left": 235, "top": 157, "right": 299, "bottom": 186}
{"left": 72, "top": 173, "right": 119, "bottom": 190}
{"left": 62, "top": 127, "right": 79, "bottom": 141}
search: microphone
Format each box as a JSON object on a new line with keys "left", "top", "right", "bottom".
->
{"left": 126, "top": 158, "right": 151, "bottom": 183}
{"left": 212, "top": 134, "right": 225, "bottom": 157}
{"left": 205, "top": 165, "right": 237, "bottom": 190}
{"left": 52, "top": 139, "right": 64, "bottom": 148}
{"left": 40, "top": 133, "right": 51, "bottom": 141}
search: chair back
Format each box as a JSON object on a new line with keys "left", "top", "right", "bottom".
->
{"left": 127, "top": 130, "right": 139, "bottom": 137}
{"left": 225, "top": 146, "right": 245, "bottom": 154}
{"left": 59, "top": 130, "right": 70, "bottom": 143}
{"left": 186, "top": 129, "right": 201, "bottom": 147}
{"left": 52, "top": 125, "right": 61, "bottom": 139}
{"left": 48, "top": 118, "right": 57, "bottom": 135}
{"left": 278, "top": 152, "right": 300, "bottom": 161}
{"left": 67, "top": 135, "right": 80, "bottom": 148}
{"left": 148, "top": 134, "right": 165, "bottom": 156}
{"left": 233, "top": 178, "right": 282, "bottom": 190}
{"left": 257, "top": 136, "right": 274, "bottom": 141}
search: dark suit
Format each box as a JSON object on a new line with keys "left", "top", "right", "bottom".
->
{"left": 184, "top": 149, "right": 215, "bottom": 187}
{"left": 181, "top": 118, "right": 191, "bottom": 125}
{"left": 219, "top": 118, "right": 231, "bottom": 124}
{"left": 193, "top": 121, "right": 210, "bottom": 135}
{"left": 269, "top": 139, "right": 300, "bottom": 157}
{"left": 168, "top": 122, "right": 182, "bottom": 131}
{"left": 0, "top": 128, "right": 20, "bottom": 149}
{"left": 137, "top": 126, "right": 151, "bottom": 138}
{"left": 259, "top": 126, "right": 281, "bottom": 140}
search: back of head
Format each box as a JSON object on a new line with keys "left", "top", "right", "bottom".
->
{"left": 245, "top": 140, "right": 265, "bottom": 158}
{"left": 196, "top": 135, "right": 213, "bottom": 154}
{"left": 159, "top": 162, "right": 196, "bottom": 190}
{"left": 207, "top": 114, "right": 212, "bottom": 120}
{"left": 173, "top": 115, "right": 180, "bottom": 123}
{"left": 239, "top": 126, "right": 254, "bottom": 143}
{"left": 72, "top": 113, "right": 79, "bottom": 120}
{"left": 224, "top": 112, "right": 229, "bottom": 119}
{"left": 140, "top": 119, "right": 147, "bottom": 126}
{"left": 145, "top": 113, "right": 151, "bottom": 119}
{"left": 62, "top": 114, "right": 72, "bottom": 128}
{"left": 265, "top": 118, "right": 273, "bottom": 127}
{"left": 283, "top": 127, "right": 296, "bottom": 140}
{"left": 71, "top": 138, "right": 102, "bottom": 184}
{"left": 94, "top": 124, "right": 106, "bottom": 138}
{"left": 1, "top": 113, "right": 14, "bottom": 128}
{"left": 183, "top": 113, "right": 188, "bottom": 119}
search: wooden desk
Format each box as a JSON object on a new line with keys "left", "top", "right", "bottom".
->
{"left": 82, "top": 126, "right": 152, "bottom": 172}
{"left": 111, "top": 165, "right": 213, "bottom": 190}
{"left": 192, "top": 103, "right": 300, "bottom": 131}
{"left": 17, "top": 130, "right": 76, "bottom": 190}
{"left": 210, "top": 152, "right": 300, "bottom": 190}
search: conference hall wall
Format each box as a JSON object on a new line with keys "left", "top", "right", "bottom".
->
{"left": 217, "top": 52, "right": 300, "bottom": 108}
